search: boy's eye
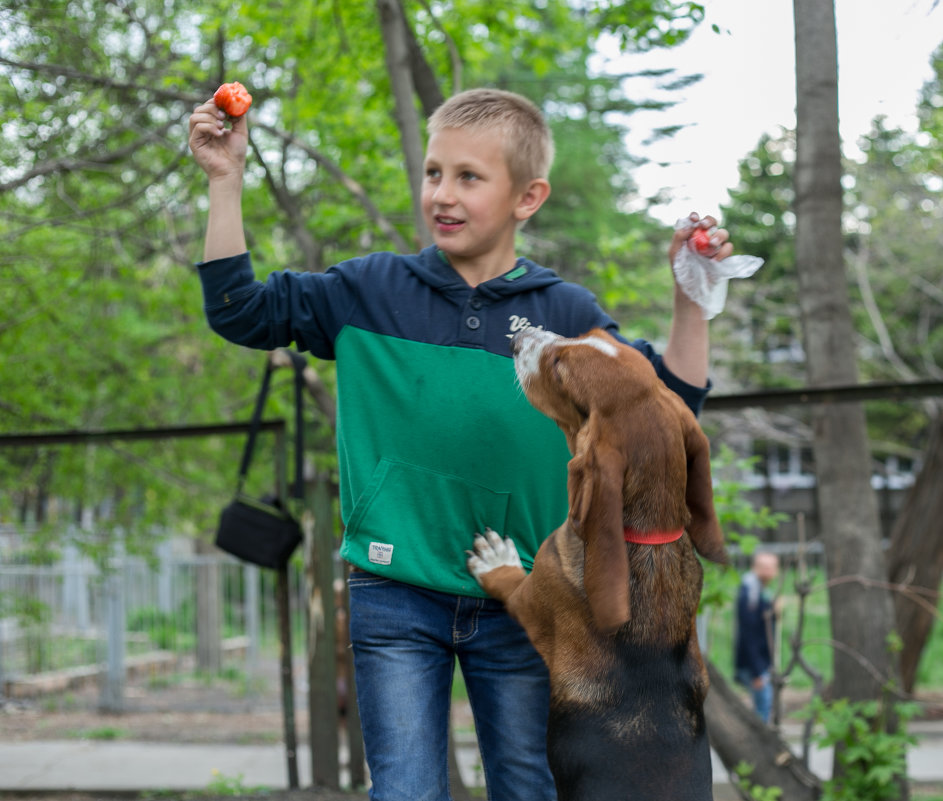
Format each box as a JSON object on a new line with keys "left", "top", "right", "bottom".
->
{"left": 460, "top": 171, "right": 479, "bottom": 182}
{"left": 425, "top": 168, "right": 441, "bottom": 180}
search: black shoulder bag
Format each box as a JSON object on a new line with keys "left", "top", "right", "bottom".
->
{"left": 215, "top": 352, "right": 306, "bottom": 569}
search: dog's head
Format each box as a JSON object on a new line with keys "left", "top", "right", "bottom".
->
{"left": 511, "top": 327, "right": 725, "bottom": 633}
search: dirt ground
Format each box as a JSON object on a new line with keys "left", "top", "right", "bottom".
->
{"left": 1, "top": 676, "right": 302, "bottom": 746}
{"left": 0, "top": 659, "right": 367, "bottom": 800}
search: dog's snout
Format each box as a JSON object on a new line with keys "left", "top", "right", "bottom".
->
{"left": 510, "top": 328, "right": 557, "bottom": 382}
{"left": 509, "top": 327, "right": 557, "bottom": 355}
{"left": 510, "top": 328, "right": 545, "bottom": 356}
{"left": 510, "top": 329, "right": 526, "bottom": 355}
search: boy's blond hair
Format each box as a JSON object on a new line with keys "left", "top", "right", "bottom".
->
{"left": 427, "top": 88, "right": 555, "bottom": 188}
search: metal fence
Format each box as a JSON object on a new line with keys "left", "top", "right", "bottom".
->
{"left": 0, "top": 533, "right": 826, "bottom": 697}
{"left": 0, "top": 538, "right": 308, "bottom": 708}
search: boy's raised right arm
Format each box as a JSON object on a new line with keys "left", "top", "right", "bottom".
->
{"left": 188, "top": 99, "right": 249, "bottom": 262}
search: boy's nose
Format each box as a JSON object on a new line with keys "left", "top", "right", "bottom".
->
{"left": 432, "top": 179, "right": 456, "bottom": 204}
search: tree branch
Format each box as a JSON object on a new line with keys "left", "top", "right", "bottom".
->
{"left": 849, "top": 246, "right": 916, "bottom": 380}
{"left": 416, "top": 0, "right": 463, "bottom": 98}
{"left": 407, "top": 0, "right": 449, "bottom": 111}
{"left": 0, "top": 55, "right": 203, "bottom": 104}
{"left": 254, "top": 122, "right": 411, "bottom": 254}
{"left": 376, "top": 0, "right": 432, "bottom": 247}
{"left": 247, "top": 129, "right": 322, "bottom": 273}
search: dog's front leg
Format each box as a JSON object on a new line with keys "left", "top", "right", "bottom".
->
{"left": 467, "top": 527, "right": 527, "bottom": 604}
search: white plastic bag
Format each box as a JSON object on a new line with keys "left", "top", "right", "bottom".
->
{"left": 671, "top": 219, "right": 764, "bottom": 320}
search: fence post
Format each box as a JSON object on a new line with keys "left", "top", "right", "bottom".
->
{"left": 195, "top": 540, "right": 222, "bottom": 672}
{"left": 157, "top": 539, "right": 173, "bottom": 615}
{"left": 99, "top": 534, "right": 126, "bottom": 713}
{"left": 62, "top": 538, "right": 90, "bottom": 631}
{"left": 245, "top": 563, "right": 261, "bottom": 681}
{"left": 344, "top": 564, "right": 366, "bottom": 788}
{"left": 306, "top": 472, "right": 339, "bottom": 788}
{"left": 276, "top": 565, "right": 300, "bottom": 788}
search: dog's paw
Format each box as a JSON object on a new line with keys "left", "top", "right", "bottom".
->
{"left": 467, "top": 527, "right": 523, "bottom": 583}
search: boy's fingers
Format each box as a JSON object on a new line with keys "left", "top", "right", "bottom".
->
{"left": 713, "top": 241, "right": 734, "bottom": 261}
{"left": 229, "top": 111, "right": 249, "bottom": 135}
{"left": 189, "top": 103, "right": 223, "bottom": 133}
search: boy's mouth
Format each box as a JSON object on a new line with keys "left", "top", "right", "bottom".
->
{"left": 434, "top": 215, "right": 465, "bottom": 232}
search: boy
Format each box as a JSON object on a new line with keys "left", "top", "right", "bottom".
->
{"left": 188, "top": 87, "right": 732, "bottom": 801}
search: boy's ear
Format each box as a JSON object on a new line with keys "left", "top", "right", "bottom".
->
{"left": 515, "top": 178, "right": 551, "bottom": 222}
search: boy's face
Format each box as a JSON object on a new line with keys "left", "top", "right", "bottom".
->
{"left": 422, "top": 127, "right": 528, "bottom": 269}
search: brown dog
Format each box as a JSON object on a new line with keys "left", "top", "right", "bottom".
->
{"left": 467, "top": 327, "right": 726, "bottom": 801}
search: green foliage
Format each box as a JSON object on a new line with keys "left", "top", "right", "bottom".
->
{"left": 733, "top": 762, "right": 783, "bottom": 801}
{"left": 916, "top": 41, "right": 943, "bottom": 176}
{"left": 591, "top": 0, "right": 705, "bottom": 51}
{"left": 127, "top": 606, "right": 184, "bottom": 651}
{"left": 583, "top": 226, "right": 676, "bottom": 341}
{"left": 201, "top": 770, "right": 268, "bottom": 797}
{"left": 711, "top": 445, "right": 787, "bottom": 540}
{"left": 70, "top": 726, "right": 129, "bottom": 741}
{"left": 716, "top": 129, "right": 802, "bottom": 389}
{"left": 699, "top": 445, "right": 786, "bottom": 610}
{"left": 803, "top": 697, "right": 919, "bottom": 801}
{"left": 2, "top": 594, "right": 52, "bottom": 672}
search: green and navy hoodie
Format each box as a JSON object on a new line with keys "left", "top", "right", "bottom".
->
{"left": 198, "top": 246, "right": 709, "bottom": 598}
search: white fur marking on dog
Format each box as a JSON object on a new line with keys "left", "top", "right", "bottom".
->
{"left": 514, "top": 329, "right": 560, "bottom": 381}
{"left": 575, "top": 336, "right": 619, "bottom": 358}
{"left": 513, "top": 330, "right": 617, "bottom": 389}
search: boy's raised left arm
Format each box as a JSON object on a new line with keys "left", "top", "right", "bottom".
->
{"left": 662, "top": 213, "right": 733, "bottom": 388}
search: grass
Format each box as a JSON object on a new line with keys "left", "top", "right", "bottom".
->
{"left": 69, "top": 725, "right": 129, "bottom": 740}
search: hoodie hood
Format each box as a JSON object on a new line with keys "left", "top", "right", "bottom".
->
{"left": 405, "top": 246, "right": 565, "bottom": 303}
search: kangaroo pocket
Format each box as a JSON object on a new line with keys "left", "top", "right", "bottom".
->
{"left": 341, "top": 458, "right": 511, "bottom": 596}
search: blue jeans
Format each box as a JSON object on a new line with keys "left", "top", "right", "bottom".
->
{"left": 737, "top": 668, "right": 773, "bottom": 724}
{"left": 348, "top": 571, "right": 556, "bottom": 801}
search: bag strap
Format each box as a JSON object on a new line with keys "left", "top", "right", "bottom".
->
{"left": 235, "top": 361, "right": 274, "bottom": 492}
{"left": 236, "top": 352, "right": 307, "bottom": 501}
{"left": 287, "top": 350, "right": 306, "bottom": 502}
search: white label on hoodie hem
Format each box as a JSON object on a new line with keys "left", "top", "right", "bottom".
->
{"left": 368, "top": 542, "right": 394, "bottom": 566}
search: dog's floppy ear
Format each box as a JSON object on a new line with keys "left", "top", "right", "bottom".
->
{"left": 683, "top": 416, "right": 726, "bottom": 564}
{"left": 568, "top": 420, "right": 630, "bottom": 633}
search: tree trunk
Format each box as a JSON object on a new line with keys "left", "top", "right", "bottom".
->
{"left": 706, "top": 662, "right": 821, "bottom": 801}
{"left": 376, "top": 0, "right": 432, "bottom": 248}
{"left": 403, "top": 15, "right": 444, "bottom": 116}
{"left": 888, "top": 412, "right": 943, "bottom": 693}
{"left": 792, "top": 0, "right": 905, "bottom": 792}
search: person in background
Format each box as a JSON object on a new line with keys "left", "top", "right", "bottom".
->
{"left": 735, "top": 550, "right": 781, "bottom": 723}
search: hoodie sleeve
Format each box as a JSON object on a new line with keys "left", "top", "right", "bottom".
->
{"left": 197, "top": 252, "right": 359, "bottom": 359}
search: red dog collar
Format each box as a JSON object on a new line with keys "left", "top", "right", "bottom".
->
{"left": 623, "top": 527, "right": 684, "bottom": 544}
